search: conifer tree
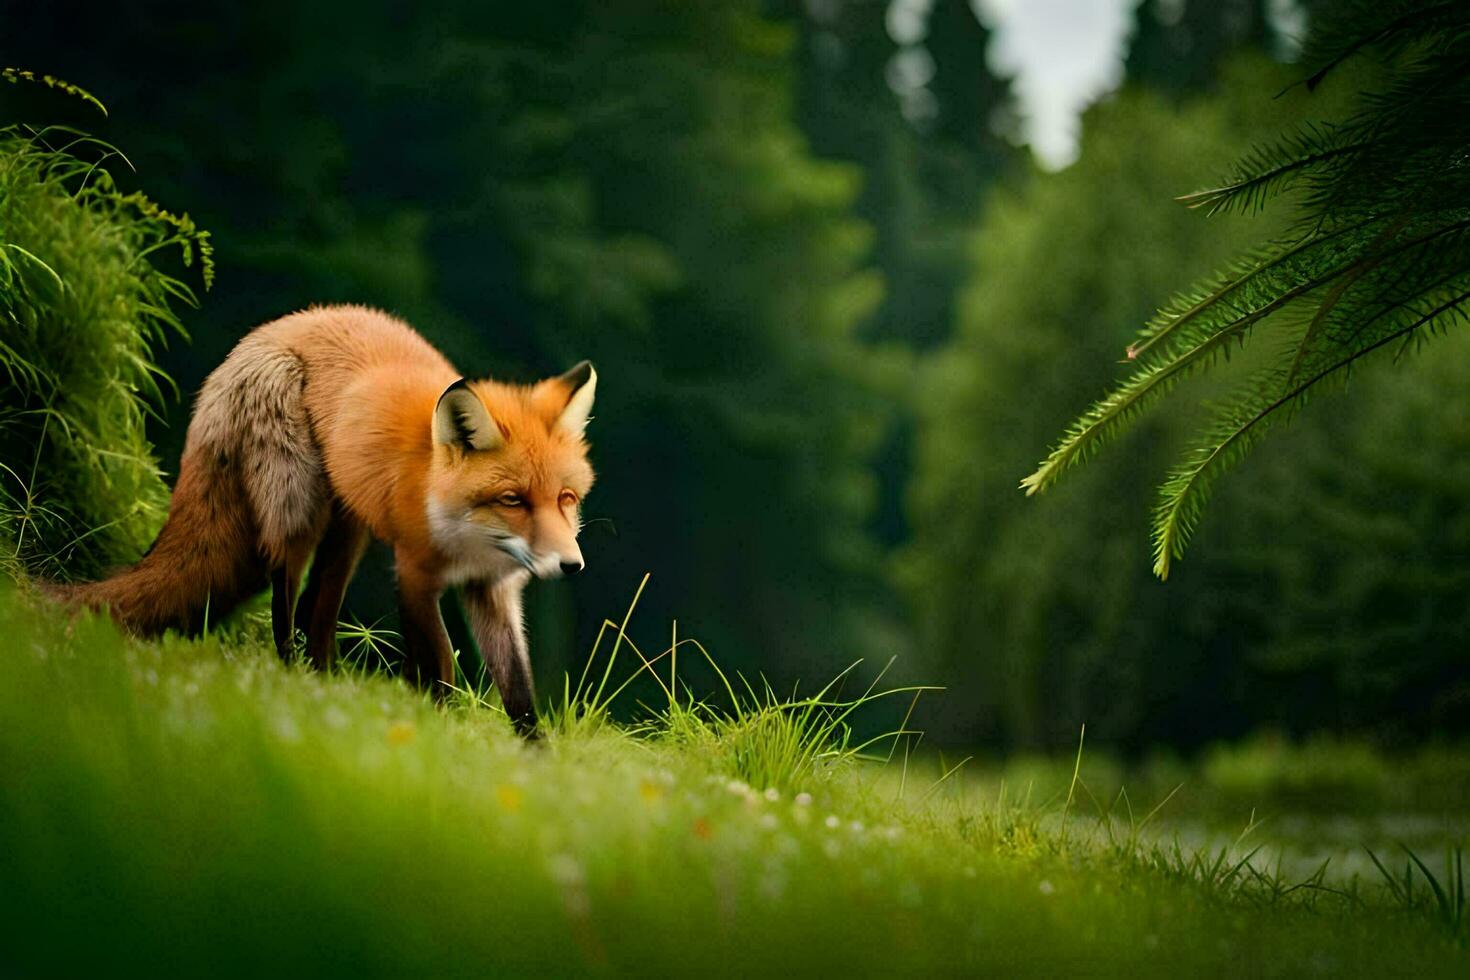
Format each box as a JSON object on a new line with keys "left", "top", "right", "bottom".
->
{"left": 1126, "top": 0, "right": 1273, "bottom": 95}
{"left": 1024, "top": 0, "right": 1470, "bottom": 578}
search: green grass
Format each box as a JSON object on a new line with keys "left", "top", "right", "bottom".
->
{"left": 1, "top": 583, "right": 1467, "bottom": 977}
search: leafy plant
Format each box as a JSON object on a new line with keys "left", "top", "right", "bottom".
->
{"left": 1023, "top": 1, "right": 1470, "bottom": 578}
{"left": 0, "top": 78, "right": 211, "bottom": 579}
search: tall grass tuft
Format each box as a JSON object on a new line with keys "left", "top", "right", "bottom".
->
{"left": 1367, "top": 844, "right": 1467, "bottom": 944}
{"left": 544, "top": 574, "right": 934, "bottom": 791}
{"left": 0, "top": 107, "right": 211, "bottom": 580}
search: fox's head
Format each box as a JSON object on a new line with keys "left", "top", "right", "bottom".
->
{"left": 426, "top": 362, "right": 597, "bottom": 584}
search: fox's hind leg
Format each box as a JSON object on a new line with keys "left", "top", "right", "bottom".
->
{"left": 298, "top": 504, "right": 369, "bottom": 671}
{"left": 271, "top": 532, "right": 321, "bottom": 664}
{"left": 271, "top": 561, "right": 302, "bottom": 663}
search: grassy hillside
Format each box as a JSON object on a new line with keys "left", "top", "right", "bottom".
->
{"left": 1, "top": 583, "right": 1466, "bottom": 978}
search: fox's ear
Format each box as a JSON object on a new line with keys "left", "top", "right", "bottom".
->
{"left": 555, "top": 360, "right": 597, "bottom": 438}
{"left": 434, "top": 379, "right": 501, "bottom": 452}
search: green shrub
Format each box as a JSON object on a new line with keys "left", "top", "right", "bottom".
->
{"left": 0, "top": 124, "right": 211, "bottom": 580}
{"left": 1200, "top": 734, "right": 1391, "bottom": 810}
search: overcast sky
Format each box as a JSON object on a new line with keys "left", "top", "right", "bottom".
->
{"left": 977, "top": 0, "right": 1137, "bottom": 169}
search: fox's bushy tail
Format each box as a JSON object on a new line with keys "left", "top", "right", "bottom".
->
{"left": 49, "top": 327, "right": 328, "bottom": 636}
{"left": 50, "top": 449, "right": 265, "bottom": 636}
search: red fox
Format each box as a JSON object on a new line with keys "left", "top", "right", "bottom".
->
{"left": 55, "top": 304, "right": 596, "bottom": 735}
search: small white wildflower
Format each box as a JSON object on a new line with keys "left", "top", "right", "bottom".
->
{"left": 795, "top": 792, "right": 813, "bottom": 806}
{"left": 725, "top": 779, "right": 750, "bottom": 796}
{"left": 1038, "top": 879, "right": 1055, "bottom": 896}
{"left": 763, "top": 787, "right": 780, "bottom": 802}
{"left": 759, "top": 813, "right": 778, "bottom": 830}
{"left": 849, "top": 820, "right": 865, "bottom": 834}
{"left": 824, "top": 815, "right": 840, "bottom": 829}
{"left": 272, "top": 713, "right": 301, "bottom": 743}
{"left": 547, "top": 853, "right": 585, "bottom": 886}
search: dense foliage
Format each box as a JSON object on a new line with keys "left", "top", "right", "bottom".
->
{"left": 0, "top": 89, "right": 210, "bottom": 579}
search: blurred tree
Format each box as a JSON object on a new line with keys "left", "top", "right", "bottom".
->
{"left": 1127, "top": 0, "right": 1274, "bottom": 94}
{"left": 770, "top": 0, "right": 1019, "bottom": 556}
{"left": 776, "top": 0, "right": 1017, "bottom": 350}
{"left": 1216, "top": 338, "right": 1470, "bottom": 740}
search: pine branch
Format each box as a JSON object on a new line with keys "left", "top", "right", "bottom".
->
{"left": 1177, "top": 127, "right": 1366, "bottom": 217}
{"left": 1151, "top": 284, "right": 1470, "bottom": 578}
{"left": 1284, "top": 215, "right": 1411, "bottom": 384}
{"left": 1023, "top": 216, "right": 1470, "bottom": 496}
{"left": 1295, "top": 0, "right": 1470, "bottom": 92}
{"left": 1126, "top": 217, "right": 1376, "bottom": 362}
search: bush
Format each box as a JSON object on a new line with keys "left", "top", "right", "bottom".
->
{"left": 0, "top": 124, "right": 210, "bottom": 580}
{"left": 1200, "top": 734, "right": 1391, "bottom": 811}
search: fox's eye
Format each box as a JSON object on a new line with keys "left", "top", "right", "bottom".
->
{"left": 497, "top": 493, "right": 525, "bottom": 508}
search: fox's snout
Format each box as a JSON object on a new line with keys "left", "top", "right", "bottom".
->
{"left": 533, "top": 539, "right": 584, "bottom": 579}
{"left": 491, "top": 530, "right": 583, "bottom": 579}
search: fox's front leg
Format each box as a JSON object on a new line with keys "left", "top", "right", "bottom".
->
{"left": 463, "top": 573, "right": 537, "bottom": 738}
{"left": 394, "top": 554, "right": 455, "bottom": 701}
